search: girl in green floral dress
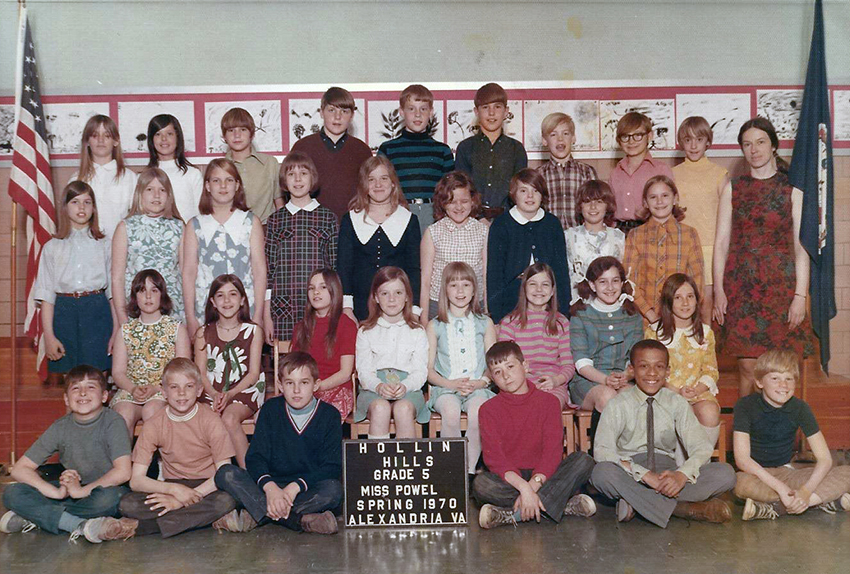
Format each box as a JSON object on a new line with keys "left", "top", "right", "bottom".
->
{"left": 195, "top": 274, "right": 266, "bottom": 468}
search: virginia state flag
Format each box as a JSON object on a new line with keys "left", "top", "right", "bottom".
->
{"left": 788, "top": 0, "right": 835, "bottom": 371}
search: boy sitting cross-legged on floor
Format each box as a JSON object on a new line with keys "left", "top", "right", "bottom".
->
{"left": 590, "top": 339, "right": 736, "bottom": 527}
{"left": 473, "top": 341, "right": 596, "bottom": 529}
{"left": 118, "top": 358, "right": 238, "bottom": 538}
{"left": 1, "top": 365, "right": 135, "bottom": 543}
{"left": 214, "top": 351, "right": 343, "bottom": 535}
{"left": 734, "top": 349, "right": 850, "bottom": 520}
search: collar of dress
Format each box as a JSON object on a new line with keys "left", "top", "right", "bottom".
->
{"left": 350, "top": 207, "right": 412, "bottom": 246}
{"left": 509, "top": 206, "right": 545, "bottom": 225}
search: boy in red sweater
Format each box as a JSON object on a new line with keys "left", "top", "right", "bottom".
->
{"left": 474, "top": 341, "right": 595, "bottom": 529}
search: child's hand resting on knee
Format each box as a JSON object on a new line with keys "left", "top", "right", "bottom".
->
{"left": 514, "top": 486, "right": 545, "bottom": 523}
{"left": 779, "top": 486, "right": 808, "bottom": 514}
{"left": 265, "top": 481, "right": 299, "bottom": 520}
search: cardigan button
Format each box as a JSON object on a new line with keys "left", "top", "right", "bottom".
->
{"left": 608, "top": 325, "right": 614, "bottom": 330}
{"left": 609, "top": 336, "right": 615, "bottom": 341}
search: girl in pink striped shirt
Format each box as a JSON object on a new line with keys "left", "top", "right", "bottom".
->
{"left": 497, "top": 262, "right": 575, "bottom": 408}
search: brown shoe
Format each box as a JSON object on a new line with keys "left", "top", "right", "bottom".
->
{"left": 673, "top": 498, "right": 731, "bottom": 523}
{"left": 300, "top": 511, "right": 338, "bottom": 535}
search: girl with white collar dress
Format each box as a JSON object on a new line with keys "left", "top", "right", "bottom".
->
{"left": 486, "top": 168, "right": 569, "bottom": 324}
{"left": 182, "top": 158, "right": 267, "bottom": 338}
{"left": 338, "top": 156, "right": 421, "bottom": 322}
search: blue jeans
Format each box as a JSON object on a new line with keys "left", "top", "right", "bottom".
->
{"left": 2, "top": 481, "right": 128, "bottom": 534}
{"left": 214, "top": 464, "right": 342, "bottom": 531}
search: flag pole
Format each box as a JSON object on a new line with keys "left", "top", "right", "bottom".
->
{"left": 8, "top": 1, "right": 27, "bottom": 470}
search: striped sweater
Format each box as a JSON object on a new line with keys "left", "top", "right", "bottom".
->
{"left": 377, "top": 129, "right": 455, "bottom": 200}
{"left": 498, "top": 311, "right": 575, "bottom": 407}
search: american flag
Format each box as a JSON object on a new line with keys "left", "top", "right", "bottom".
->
{"left": 7, "top": 11, "right": 56, "bottom": 379}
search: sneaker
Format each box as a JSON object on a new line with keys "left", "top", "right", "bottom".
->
{"left": 673, "top": 498, "right": 732, "bottom": 523}
{"left": 742, "top": 498, "right": 779, "bottom": 521}
{"left": 71, "top": 517, "right": 138, "bottom": 543}
{"left": 563, "top": 494, "right": 597, "bottom": 518}
{"left": 300, "top": 511, "right": 338, "bottom": 535}
{"left": 213, "top": 509, "right": 243, "bottom": 533}
{"left": 0, "top": 511, "right": 37, "bottom": 534}
{"left": 478, "top": 504, "right": 517, "bottom": 530}
{"left": 616, "top": 499, "right": 635, "bottom": 523}
{"left": 817, "top": 492, "right": 850, "bottom": 515}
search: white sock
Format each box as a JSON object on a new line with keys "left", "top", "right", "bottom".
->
{"left": 368, "top": 433, "right": 390, "bottom": 440}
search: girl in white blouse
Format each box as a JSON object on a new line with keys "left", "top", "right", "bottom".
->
{"left": 354, "top": 267, "right": 430, "bottom": 439}
{"left": 146, "top": 114, "right": 203, "bottom": 222}
{"left": 32, "top": 182, "right": 117, "bottom": 379}
{"left": 70, "top": 115, "right": 136, "bottom": 240}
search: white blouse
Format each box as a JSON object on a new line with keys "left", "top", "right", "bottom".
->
{"left": 32, "top": 228, "right": 112, "bottom": 304}
{"left": 355, "top": 317, "right": 428, "bottom": 393}
{"left": 70, "top": 160, "right": 137, "bottom": 240}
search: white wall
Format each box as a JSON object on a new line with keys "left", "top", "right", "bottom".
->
{"left": 1, "top": 1, "right": 848, "bottom": 95}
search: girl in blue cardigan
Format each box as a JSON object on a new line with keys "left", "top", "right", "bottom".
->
{"left": 486, "top": 169, "right": 570, "bottom": 323}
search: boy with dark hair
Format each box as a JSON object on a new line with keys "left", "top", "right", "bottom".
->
{"left": 474, "top": 341, "right": 596, "bottom": 529}
{"left": 590, "top": 339, "right": 736, "bottom": 527}
{"left": 734, "top": 350, "right": 850, "bottom": 520}
{"left": 455, "top": 83, "right": 527, "bottom": 214}
{"left": 609, "top": 112, "right": 673, "bottom": 233}
{"left": 1, "top": 365, "right": 135, "bottom": 543}
{"left": 215, "top": 351, "right": 343, "bottom": 535}
{"left": 221, "top": 107, "right": 281, "bottom": 223}
{"left": 289, "top": 87, "right": 373, "bottom": 220}
{"left": 378, "top": 84, "right": 454, "bottom": 232}
{"left": 119, "top": 358, "right": 238, "bottom": 538}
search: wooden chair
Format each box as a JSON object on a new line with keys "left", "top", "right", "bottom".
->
{"left": 271, "top": 340, "right": 292, "bottom": 395}
{"left": 561, "top": 409, "right": 577, "bottom": 455}
{"left": 428, "top": 412, "right": 469, "bottom": 439}
{"left": 712, "top": 419, "right": 727, "bottom": 462}
{"left": 574, "top": 409, "right": 594, "bottom": 453}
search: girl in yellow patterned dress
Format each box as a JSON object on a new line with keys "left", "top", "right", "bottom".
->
{"left": 645, "top": 273, "right": 721, "bottom": 448}
{"left": 111, "top": 269, "right": 192, "bottom": 435}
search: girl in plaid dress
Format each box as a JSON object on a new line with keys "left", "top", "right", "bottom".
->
{"left": 264, "top": 152, "right": 338, "bottom": 342}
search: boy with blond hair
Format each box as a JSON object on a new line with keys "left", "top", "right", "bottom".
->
{"left": 537, "top": 112, "right": 598, "bottom": 229}
{"left": 474, "top": 342, "right": 596, "bottom": 529}
{"left": 734, "top": 350, "right": 850, "bottom": 520}
{"left": 456, "top": 83, "right": 527, "bottom": 213}
{"left": 221, "top": 107, "right": 281, "bottom": 223}
{"left": 289, "top": 87, "right": 373, "bottom": 219}
{"left": 609, "top": 112, "right": 673, "bottom": 233}
{"left": 1, "top": 365, "right": 135, "bottom": 543}
{"left": 672, "top": 116, "right": 729, "bottom": 322}
{"left": 119, "top": 358, "right": 238, "bottom": 537}
{"left": 378, "top": 84, "right": 454, "bottom": 232}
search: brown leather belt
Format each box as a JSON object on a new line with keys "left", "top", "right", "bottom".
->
{"left": 56, "top": 288, "right": 106, "bottom": 298}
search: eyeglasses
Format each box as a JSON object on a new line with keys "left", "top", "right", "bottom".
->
{"left": 618, "top": 131, "right": 649, "bottom": 143}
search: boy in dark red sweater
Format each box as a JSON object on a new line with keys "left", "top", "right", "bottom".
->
{"left": 289, "top": 87, "right": 372, "bottom": 220}
{"left": 474, "top": 341, "right": 595, "bottom": 529}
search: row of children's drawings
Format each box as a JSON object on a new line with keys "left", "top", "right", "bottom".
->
{"left": 16, "top": 85, "right": 850, "bottom": 157}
